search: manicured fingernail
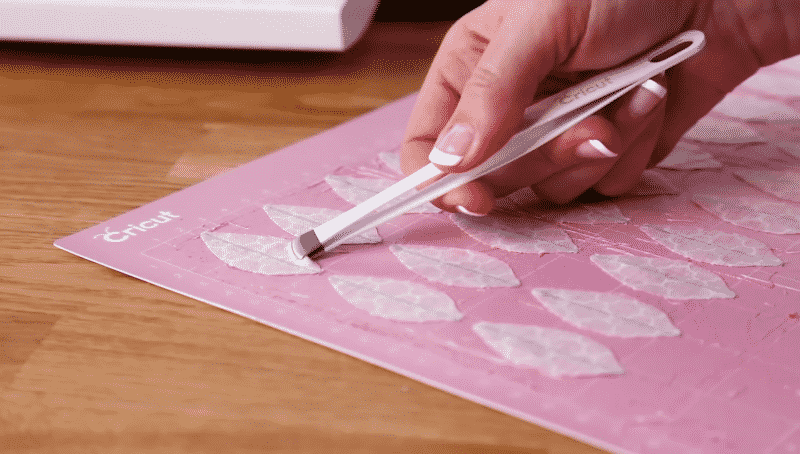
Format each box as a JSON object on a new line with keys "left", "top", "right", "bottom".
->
{"left": 457, "top": 205, "right": 487, "bottom": 217}
{"left": 576, "top": 139, "right": 617, "bottom": 159}
{"left": 428, "top": 124, "right": 474, "bottom": 166}
{"left": 628, "top": 79, "right": 666, "bottom": 117}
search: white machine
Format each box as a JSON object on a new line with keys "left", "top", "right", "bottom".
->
{"left": 0, "top": 0, "right": 379, "bottom": 51}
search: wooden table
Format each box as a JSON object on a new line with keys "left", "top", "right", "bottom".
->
{"left": 0, "top": 22, "right": 606, "bottom": 453}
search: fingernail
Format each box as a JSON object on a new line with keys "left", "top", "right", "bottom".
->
{"left": 428, "top": 124, "right": 474, "bottom": 166}
{"left": 457, "top": 205, "right": 487, "bottom": 217}
{"left": 628, "top": 79, "right": 667, "bottom": 117}
{"left": 576, "top": 139, "right": 617, "bottom": 159}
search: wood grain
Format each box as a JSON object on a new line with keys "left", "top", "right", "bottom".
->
{"left": 0, "top": 22, "right": 607, "bottom": 454}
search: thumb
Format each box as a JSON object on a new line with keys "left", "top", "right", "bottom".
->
{"left": 427, "top": 1, "right": 587, "bottom": 173}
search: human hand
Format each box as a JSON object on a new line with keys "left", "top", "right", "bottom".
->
{"left": 400, "top": 0, "right": 795, "bottom": 214}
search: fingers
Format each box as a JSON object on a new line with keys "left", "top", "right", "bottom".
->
{"left": 447, "top": 114, "right": 620, "bottom": 214}
{"left": 529, "top": 115, "right": 620, "bottom": 203}
{"left": 593, "top": 76, "right": 668, "bottom": 195}
{"left": 423, "top": 1, "right": 589, "bottom": 174}
{"left": 530, "top": 76, "right": 667, "bottom": 203}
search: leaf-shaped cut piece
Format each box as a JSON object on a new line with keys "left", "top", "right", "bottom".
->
{"left": 378, "top": 151, "right": 402, "bottom": 174}
{"left": 732, "top": 168, "right": 800, "bottom": 203}
{"left": 626, "top": 170, "right": 678, "bottom": 196}
{"left": 712, "top": 92, "right": 800, "bottom": 121}
{"left": 472, "top": 322, "right": 624, "bottom": 378}
{"left": 531, "top": 288, "right": 680, "bottom": 338}
{"left": 741, "top": 72, "right": 800, "bottom": 97}
{"left": 201, "top": 232, "right": 321, "bottom": 275}
{"left": 390, "top": 244, "right": 520, "bottom": 287}
{"left": 640, "top": 224, "right": 783, "bottom": 267}
{"left": 682, "top": 116, "right": 763, "bottom": 144}
{"left": 656, "top": 142, "right": 723, "bottom": 170}
{"left": 264, "top": 204, "right": 380, "bottom": 244}
{"left": 328, "top": 275, "right": 463, "bottom": 322}
{"left": 779, "top": 54, "right": 800, "bottom": 72}
{"left": 693, "top": 193, "right": 800, "bottom": 234}
{"left": 324, "top": 175, "right": 439, "bottom": 213}
{"left": 547, "top": 202, "right": 629, "bottom": 225}
{"left": 780, "top": 142, "right": 800, "bottom": 160}
{"left": 590, "top": 254, "right": 735, "bottom": 300}
{"left": 450, "top": 212, "right": 578, "bottom": 254}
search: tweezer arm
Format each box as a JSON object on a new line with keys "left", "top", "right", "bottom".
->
{"left": 321, "top": 82, "right": 641, "bottom": 251}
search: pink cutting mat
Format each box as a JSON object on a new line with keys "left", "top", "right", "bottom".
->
{"left": 56, "top": 59, "right": 800, "bottom": 454}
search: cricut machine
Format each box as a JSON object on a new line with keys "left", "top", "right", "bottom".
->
{"left": 0, "top": 0, "right": 379, "bottom": 51}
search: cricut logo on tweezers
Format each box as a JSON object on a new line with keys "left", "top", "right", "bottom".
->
{"left": 558, "top": 75, "right": 613, "bottom": 104}
{"left": 94, "top": 211, "right": 180, "bottom": 243}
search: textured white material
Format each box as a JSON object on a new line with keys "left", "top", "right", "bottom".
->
{"left": 656, "top": 142, "right": 723, "bottom": 170}
{"left": 451, "top": 213, "right": 578, "bottom": 254}
{"left": 732, "top": 168, "right": 800, "bottom": 202}
{"left": 264, "top": 204, "right": 380, "bottom": 244}
{"left": 741, "top": 72, "right": 800, "bottom": 97}
{"left": 324, "top": 175, "right": 440, "bottom": 213}
{"left": 693, "top": 193, "right": 800, "bottom": 234}
{"left": 547, "top": 203, "right": 629, "bottom": 225}
{"left": 640, "top": 224, "right": 783, "bottom": 267}
{"left": 472, "top": 322, "right": 625, "bottom": 378}
{"left": 390, "top": 244, "right": 520, "bottom": 288}
{"left": 590, "top": 254, "right": 735, "bottom": 300}
{"left": 531, "top": 288, "right": 680, "bottom": 338}
{"left": 0, "top": 0, "right": 379, "bottom": 51}
{"left": 328, "top": 275, "right": 464, "bottom": 322}
{"left": 778, "top": 54, "right": 800, "bottom": 72}
{"left": 378, "top": 151, "right": 402, "bottom": 174}
{"left": 202, "top": 232, "right": 321, "bottom": 275}
{"left": 780, "top": 142, "right": 800, "bottom": 159}
{"left": 712, "top": 92, "right": 800, "bottom": 121}
{"left": 683, "top": 116, "right": 764, "bottom": 143}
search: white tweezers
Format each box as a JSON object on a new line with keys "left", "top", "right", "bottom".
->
{"left": 292, "top": 30, "right": 706, "bottom": 259}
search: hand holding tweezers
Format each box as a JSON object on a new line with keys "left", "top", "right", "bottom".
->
{"left": 292, "top": 30, "right": 706, "bottom": 259}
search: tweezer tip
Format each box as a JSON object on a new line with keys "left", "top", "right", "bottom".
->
{"left": 291, "top": 230, "right": 323, "bottom": 259}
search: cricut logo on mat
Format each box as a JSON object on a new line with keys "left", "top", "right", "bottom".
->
{"left": 94, "top": 211, "right": 180, "bottom": 243}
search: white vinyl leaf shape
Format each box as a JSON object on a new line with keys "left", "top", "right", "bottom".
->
{"left": 547, "top": 202, "right": 629, "bottom": 225}
{"left": 682, "top": 116, "right": 763, "bottom": 144}
{"left": 712, "top": 92, "right": 800, "bottom": 121}
{"left": 640, "top": 224, "right": 783, "bottom": 267}
{"left": 263, "top": 204, "right": 381, "bottom": 244}
{"left": 590, "top": 254, "right": 735, "bottom": 300}
{"left": 201, "top": 232, "right": 321, "bottom": 275}
{"left": 780, "top": 142, "right": 800, "bottom": 160}
{"left": 472, "top": 322, "right": 625, "bottom": 378}
{"left": 378, "top": 151, "right": 402, "bottom": 174}
{"left": 324, "top": 175, "right": 439, "bottom": 213}
{"left": 741, "top": 72, "right": 800, "bottom": 97}
{"left": 732, "top": 168, "right": 800, "bottom": 203}
{"left": 450, "top": 212, "right": 578, "bottom": 254}
{"left": 693, "top": 193, "right": 800, "bottom": 234}
{"left": 328, "top": 275, "right": 463, "bottom": 322}
{"left": 779, "top": 54, "right": 800, "bottom": 72}
{"left": 390, "top": 244, "right": 520, "bottom": 287}
{"left": 625, "top": 170, "right": 678, "bottom": 196}
{"left": 531, "top": 288, "right": 680, "bottom": 338}
{"left": 656, "top": 142, "right": 723, "bottom": 170}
